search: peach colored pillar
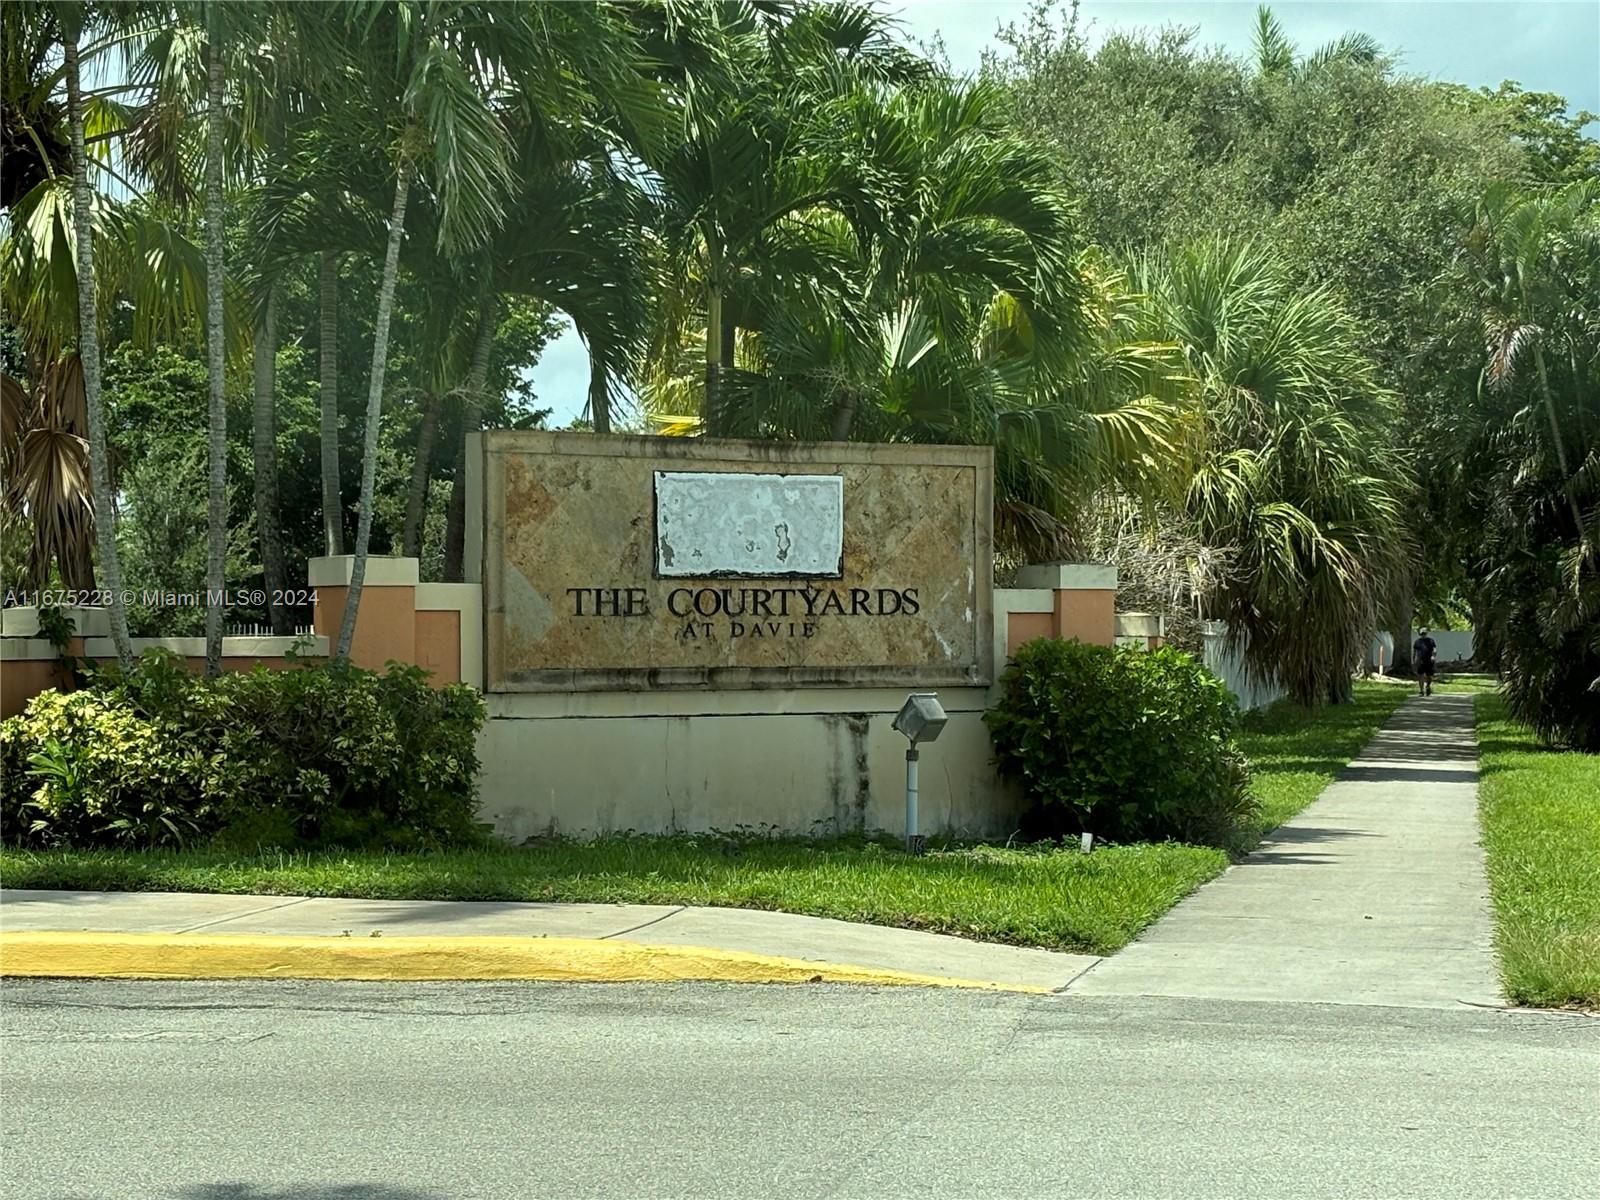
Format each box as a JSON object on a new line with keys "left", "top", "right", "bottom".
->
{"left": 309, "top": 556, "right": 420, "bottom": 670}
{"left": 1015, "top": 563, "right": 1117, "bottom": 647}
{"left": 1005, "top": 611, "right": 1055, "bottom": 656}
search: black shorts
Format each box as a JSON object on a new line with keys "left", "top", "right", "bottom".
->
{"left": 1417, "top": 660, "right": 1436, "bottom": 676}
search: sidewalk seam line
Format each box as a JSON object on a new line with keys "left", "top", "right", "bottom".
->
{"left": 601, "top": 905, "right": 689, "bottom": 940}
{"left": 177, "top": 896, "right": 314, "bottom": 933}
{"left": 1051, "top": 956, "right": 1106, "bottom": 993}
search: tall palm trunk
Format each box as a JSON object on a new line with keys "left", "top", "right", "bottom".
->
{"left": 202, "top": 18, "right": 229, "bottom": 677}
{"left": 318, "top": 252, "right": 345, "bottom": 555}
{"left": 62, "top": 19, "right": 133, "bottom": 670}
{"left": 402, "top": 391, "right": 440, "bottom": 558}
{"left": 1392, "top": 571, "right": 1415, "bottom": 676}
{"left": 335, "top": 165, "right": 412, "bottom": 659}
{"left": 443, "top": 296, "right": 497, "bottom": 582}
{"left": 719, "top": 318, "right": 736, "bottom": 380}
{"left": 252, "top": 285, "right": 289, "bottom": 634}
{"left": 830, "top": 394, "right": 856, "bottom": 442}
{"left": 1534, "top": 342, "right": 1585, "bottom": 537}
{"left": 704, "top": 281, "right": 723, "bottom": 436}
{"left": 588, "top": 351, "right": 610, "bottom": 435}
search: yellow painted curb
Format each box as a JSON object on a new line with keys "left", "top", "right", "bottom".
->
{"left": 0, "top": 931, "right": 1046, "bottom": 992}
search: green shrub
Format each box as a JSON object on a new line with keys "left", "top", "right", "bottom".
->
{"left": 2, "top": 650, "right": 486, "bottom": 851}
{"left": 0, "top": 689, "right": 209, "bottom": 847}
{"left": 985, "top": 639, "right": 1256, "bottom": 846}
{"left": 1489, "top": 603, "right": 1600, "bottom": 752}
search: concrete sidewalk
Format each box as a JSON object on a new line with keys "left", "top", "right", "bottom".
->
{"left": 0, "top": 889, "right": 1101, "bottom": 992}
{"left": 0, "top": 693, "right": 1502, "bottom": 1003}
{"left": 1068, "top": 693, "right": 1502, "bottom": 1009}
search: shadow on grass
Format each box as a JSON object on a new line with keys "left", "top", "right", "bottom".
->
{"left": 175, "top": 1187, "right": 442, "bottom": 1200}
{"left": 1247, "top": 757, "right": 1352, "bottom": 777}
{"left": 1477, "top": 735, "right": 1564, "bottom": 758}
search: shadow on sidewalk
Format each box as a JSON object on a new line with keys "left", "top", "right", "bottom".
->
{"left": 1337, "top": 765, "right": 1478, "bottom": 784}
{"left": 1238, "top": 824, "right": 1380, "bottom": 866}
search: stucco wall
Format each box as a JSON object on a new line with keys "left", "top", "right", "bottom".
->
{"left": 474, "top": 568, "right": 1118, "bottom": 841}
{"left": 1005, "top": 611, "right": 1054, "bottom": 655}
{"left": 0, "top": 632, "right": 332, "bottom": 718}
{"left": 1, "top": 654, "right": 66, "bottom": 719}
{"left": 414, "top": 611, "right": 462, "bottom": 684}
{"left": 478, "top": 687, "right": 1019, "bottom": 840}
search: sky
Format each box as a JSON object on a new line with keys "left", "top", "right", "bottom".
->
{"left": 531, "top": 0, "right": 1600, "bottom": 426}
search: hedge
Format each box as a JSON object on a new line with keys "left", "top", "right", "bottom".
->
{"left": 1, "top": 649, "right": 485, "bottom": 850}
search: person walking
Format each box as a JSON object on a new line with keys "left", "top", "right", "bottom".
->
{"left": 1413, "top": 627, "right": 1438, "bottom": 696}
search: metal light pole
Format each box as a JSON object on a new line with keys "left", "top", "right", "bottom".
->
{"left": 892, "top": 693, "right": 947, "bottom": 855}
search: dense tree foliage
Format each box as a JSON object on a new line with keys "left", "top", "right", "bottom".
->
{"left": 990, "top": 0, "right": 1597, "bottom": 725}
{"left": 1, "top": 1, "right": 1595, "bottom": 735}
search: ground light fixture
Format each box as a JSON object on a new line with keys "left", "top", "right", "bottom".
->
{"left": 892, "top": 692, "right": 948, "bottom": 854}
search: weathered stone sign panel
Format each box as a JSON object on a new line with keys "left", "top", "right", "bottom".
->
{"left": 481, "top": 432, "right": 993, "bottom": 692}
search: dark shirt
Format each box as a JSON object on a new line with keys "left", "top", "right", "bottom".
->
{"left": 1413, "top": 636, "right": 1437, "bottom": 668}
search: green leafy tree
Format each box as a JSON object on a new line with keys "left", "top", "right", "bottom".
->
{"left": 1440, "top": 181, "right": 1600, "bottom": 745}
{"left": 1134, "top": 242, "right": 1409, "bottom": 704}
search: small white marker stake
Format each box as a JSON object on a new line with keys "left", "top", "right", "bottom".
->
{"left": 1081, "top": 832, "right": 1094, "bottom": 853}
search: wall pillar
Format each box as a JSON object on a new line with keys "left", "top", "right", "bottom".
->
{"left": 0, "top": 605, "right": 109, "bottom": 718}
{"left": 310, "top": 556, "right": 420, "bottom": 670}
{"left": 1014, "top": 562, "right": 1117, "bottom": 647}
{"left": 1115, "top": 611, "right": 1165, "bottom": 651}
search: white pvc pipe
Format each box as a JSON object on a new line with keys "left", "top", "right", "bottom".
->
{"left": 905, "top": 747, "right": 919, "bottom": 851}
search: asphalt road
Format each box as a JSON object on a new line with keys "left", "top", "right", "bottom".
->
{"left": 2, "top": 980, "right": 1596, "bottom": 1200}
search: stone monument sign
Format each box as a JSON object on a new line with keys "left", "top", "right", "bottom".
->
{"left": 481, "top": 431, "right": 993, "bottom": 692}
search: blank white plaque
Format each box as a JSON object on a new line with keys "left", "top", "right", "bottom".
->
{"left": 654, "top": 472, "right": 844, "bottom": 577}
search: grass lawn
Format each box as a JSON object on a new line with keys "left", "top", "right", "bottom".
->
{"left": 0, "top": 681, "right": 1406, "bottom": 957}
{"left": 1433, "top": 672, "right": 1501, "bottom": 696}
{"left": 0, "top": 838, "right": 1226, "bottom": 956}
{"left": 1475, "top": 692, "right": 1600, "bottom": 1009}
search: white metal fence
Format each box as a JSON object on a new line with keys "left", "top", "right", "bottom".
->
{"left": 1200, "top": 621, "right": 1286, "bottom": 712}
{"left": 1370, "top": 630, "right": 1475, "bottom": 670}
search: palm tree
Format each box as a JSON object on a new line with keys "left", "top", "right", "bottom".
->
{"left": 440, "top": 285, "right": 498, "bottom": 581}
{"left": 2, "top": 3, "right": 215, "bottom": 652}
{"left": 0, "top": 360, "right": 95, "bottom": 593}
{"left": 335, "top": 128, "right": 413, "bottom": 658}
{"left": 1252, "top": 5, "right": 1380, "bottom": 77}
{"left": 251, "top": 118, "right": 392, "bottom": 565}
{"left": 395, "top": 250, "right": 496, "bottom": 561}
{"left": 330, "top": 0, "right": 645, "bottom": 657}
{"left": 434, "top": 158, "right": 653, "bottom": 581}
{"left": 59, "top": 2, "right": 134, "bottom": 669}
{"left": 648, "top": 77, "right": 1180, "bottom": 559}
{"left": 1461, "top": 180, "right": 1597, "bottom": 537}
{"left": 133, "top": 1, "right": 323, "bottom": 646}
{"left": 200, "top": 1, "right": 228, "bottom": 674}
{"left": 1134, "top": 241, "right": 1409, "bottom": 704}
{"left": 1443, "top": 179, "right": 1600, "bottom": 745}
{"left": 317, "top": 252, "right": 344, "bottom": 555}
{"left": 646, "top": 1, "right": 929, "bottom": 434}
{"left": 417, "top": 3, "right": 668, "bottom": 584}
